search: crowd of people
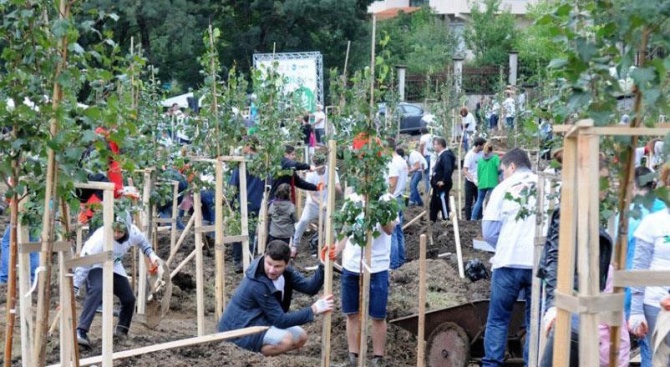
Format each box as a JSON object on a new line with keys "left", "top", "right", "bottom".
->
{"left": 3, "top": 96, "right": 670, "bottom": 367}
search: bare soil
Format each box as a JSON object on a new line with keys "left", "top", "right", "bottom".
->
{"left": 1, "top": 199, "right": 494, "bottom": 367}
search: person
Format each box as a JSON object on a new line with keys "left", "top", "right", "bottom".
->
{"left": 489, "top": 97, "right": 500, "bottom": 131}
{"left": 268, "top": 183, "right": 297, "bottom": 245}
{"left": 539, "top": 157, "right": 629, "bottom": 367}
{"left": 429, "top": 137, "right": 456, "bottom": 222}
{"left": 334, "top": 194, "right": 398, "bottom": 367}
{"left": 229, "top": 136, "right": 266, "bottom": 273}
{"left": 463, "top": 137, "right": 486, "bottom": 220}
{"left": 475, "top": 95, "right": 485, "bottom": 126}
{"left": 74, "top": 218, "right": 161, "bottom": 347}
{"left": 386, "top": 138, "right": 408, "bottom": 270}
{"left": 269, "top": 145, "right": 318, "bottom": 202}
{"left": 300, "top": 114, "right": 312, "bottom": 146}
{"left": 502, "top": 90, "right": 516, "bottom": 130}
{"left": 480, "top": 148, "right": 537, "bottom": 366}
{"left": 629, "top": 198, "right": 670, "bottom": 366}
{"left": 459, "top": 106, "right": 476, "bottom": 151}
{"left": 291, "top": 154, "right": 341, "bottom": 258}
{"left": 471, "top": 142, "right": 499, "bottom": 220}
{"left": 407, "top": 146, "right": 428, "bottom": 207}
{"left": 622, "top": 166, "right": 666, "bottom": 367}
{"left": 419, "top": 127, "right": 435, "bottom": 195}
{"left": 313, "top": 104, "right": 326, "bottom": 144}
{"left": 217, "top": 240, "right": 333, "bottom": 356}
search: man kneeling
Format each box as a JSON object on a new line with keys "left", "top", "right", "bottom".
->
{"left": 217, "top": 240, "right": 333, "bottom": 355}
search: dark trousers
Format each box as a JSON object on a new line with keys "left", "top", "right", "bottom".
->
{"left": 540, "top": 329, "right": 580, "bottom": 367}
{"left": 78, "top": 268, "right": 135, "bottom": 333}
{"left": 429, "top": 183, "right": 452, "bottom": 222}
{"left": 464, "top": 180, "right": 478, "bottom": 220}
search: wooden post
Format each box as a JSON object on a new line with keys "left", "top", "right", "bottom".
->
{"left": 576, "top": 133, "right": 600, "bottom": 366}
{"left": 457, "top": 141, "right": 463, "bottom": 220}
{"left": 58, "top": 242, "right": 74, "bottom": 365}
{"left": 193, "top": 190, "right": 205, "bottom": 336}
{"left": 102, "top": 185, "right": 115, "bottom": 367}
{"left": 257, "top": 190, "right": 269, "bottom": 257}
{"left": 167, "top": 215, "right": 195, "bottom": 265}
{"left": 417, "top": 234, "right": 427, "bottom": 367}
{"left": 17, "top": 208, "right": 34, "bottom": 367}
{"left": 552, "top": 135, "right": 578, "bottom": 367}
{"left": 358, "top": 234, "right": 373, "bottom": 367}
{"left": 137, "top": 170, "right": 153, "bottom": 315}
{"left": 240, "top": 160, "right": 251, "bottom": 269}
{"left": 529, "top": 173, "right": 548, "bottom": 367}
{"left": 170, "top": 180, "right": 179, "bottom": 251}
{"left": 449, "top": 196, "right": 465, "bottom": 278}
{"left": 214, "top": 159, "right": 225, "bottom": 320}
{"left": 320, "top": 140, "right": 337, "bottom": 367}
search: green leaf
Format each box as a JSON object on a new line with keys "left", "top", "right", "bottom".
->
{"left": 548, "top": 58, "right": 568, "bottom": 69}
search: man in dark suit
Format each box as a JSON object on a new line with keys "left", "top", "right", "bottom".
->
{"left": 430, "top": 137, "right": 456, "bottom": 222}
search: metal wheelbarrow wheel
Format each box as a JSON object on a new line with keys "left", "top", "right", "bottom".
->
{"left": 425, "top": 321, "right": 470, "bottom": 367}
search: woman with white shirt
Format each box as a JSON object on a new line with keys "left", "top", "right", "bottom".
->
{"left": 460, "top": 106, "right": 476, "bottom": 152}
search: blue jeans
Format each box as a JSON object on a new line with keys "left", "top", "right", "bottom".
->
{"left": 390, "top": 197, "right": 405, "bottom": 270}
{"left": 0, "top": 226, "right": 39, "bottom": 283}
{"left": 409, "top": 171, "right": 424, "bottom": 206}
{"left": 341, "top": 269, "right": 389, "bottom": 319}
{"left": 423, "top": 156, "right": 431, "bottom": 194}
{"left": 482, "top": 267, "right": 532, "bottom": 367}
{"left": 489, "top": 114, "right": 499, "bottom": 130}
{"left": 625, "top": 299, "right": 652, "bottom": 367}
{"left": 471, "top": 188, "right": 493, "bottom": 220}
{"left": 505, "top": 116, "right": 514, "bottom": 130}
{"left": 644, "top": 304, "right": 670, "bottom": 367}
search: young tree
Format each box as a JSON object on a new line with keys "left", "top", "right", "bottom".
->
{"left": 463, "top": 0, "right": 517, "bottom": 66}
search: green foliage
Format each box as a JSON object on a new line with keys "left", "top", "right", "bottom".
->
{"left": 377, "top": 6, "right": 456, "bottom": 74}
{"left": 464, "top": 0, "right": 517, "bottom": 66}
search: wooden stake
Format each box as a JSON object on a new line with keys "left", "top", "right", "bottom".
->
{"left": 552, "top": 135, "right": 578, "bottom": 367}
{"left": 417, "top": 234, "right": 427, "bottom": 367}
{"left": 576, "top": 132, "right": 600, "bottom": 366}
{"left": 402, "top": 210, "right": 425, "bottom": 230}
{"left": 4, "top": 172, "right": 20, "bottom": 367}
{"left": 137, "top": 170, "right": 153, "bottom": 315}
{"left": 320, "top": 140, "right": 337, "bottom": 367}
{"left": 528, "top": 172, "right": 548, "bottom": 367}
{"left": 193, "top": 190, "right": 205, "bottom": 336}
{"left": 240, "top": 160, "right": 251, "bottom": 269}
{"left": 17, "top": 203, "right": 34, "bottom": 367}
{"left": 102, "top": 186, "right": 115, "bottom": 367}
{"left": 167, "top": 215, "right": 195, "bottom": 266}
{"left": 449, "top": 196, "right": 464, "bottom": 278}
{"left": 215, "top": 159, "right": 225, "bottom": 320}
{"left": 170, "top": 180, "right": 179, "bottom": 251}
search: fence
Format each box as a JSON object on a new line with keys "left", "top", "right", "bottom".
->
{"left": 405, "top": 66, "right": 510, "bottom": 101}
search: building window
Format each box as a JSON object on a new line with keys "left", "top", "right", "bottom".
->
{"left": 410, "top": 0, "right": 428, "bottom": 6}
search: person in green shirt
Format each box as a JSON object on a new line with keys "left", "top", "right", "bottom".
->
{"left": 471, "top": 142, "right": 500, "bottom": 220}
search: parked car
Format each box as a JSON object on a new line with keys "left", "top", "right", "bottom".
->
{"left": 378, "top": 102, "right": 434, "bottom": 134}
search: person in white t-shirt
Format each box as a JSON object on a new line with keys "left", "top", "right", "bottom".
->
{"left": 386, "top": 138, "right": 409, "bottom": 270}
{"left": 313, "top": 104, "right": 326, "bottom": 144}
{"left": 406, "top": 146, "right": 428, "bottom": 207}
{"left": 463, "top": 137, "right": 486, "bottom": 220}
{"left": 460, "top": 106, "right": 477, "bottom": 151}
{"left": 502, "top": 90, "right": 516, "bottom": 130}
{"left": 291, "top": 154, "right": 341, "bottom": 258}
{"left": 419, "top": 127, "right": 435, "bottom": 194}
{"left": 481, "top": 148, "right": 537, "bottom": 366}
{"left": 334, "top": 193, "right": 398, "bottom": 367}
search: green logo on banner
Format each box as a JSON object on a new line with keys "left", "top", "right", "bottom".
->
{"left": 294, "top": 86, "right": 316, "bottom": 112}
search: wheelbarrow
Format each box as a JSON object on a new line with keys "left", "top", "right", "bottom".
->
{"left": 390, "top": 300, "right": 527, "bottom": 367}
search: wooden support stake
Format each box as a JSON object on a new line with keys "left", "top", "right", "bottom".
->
{"left": 449, "top": 196, "right": 464, "bottom": 278}
{"left": 102, "top": 187, "right": 115, "bottom": 367}
{"left": 58, "top": 244, "right": 73, "bottom": 364}
{"left": 167, "top": 215, "right": 195, "bottom": 266}
{"left": 170, "top": 249, "right": 196, "bottom": 279}
{"left": 576, "top": 132, "right": 600, "bottom": 366}
{"left": 17, "top": 207, "right": 34, "bottom": 367}
{"left": 320, "top": 140, "right": 337, "bottom": 367}
{"left": 402, "top": 210, "right": 425, "bottom": 230}
{"left": 215, "top": 159, "right": 225, "bottom": 320}
{"left": 137, "top": 170, "right": 153, "bottom": 315}
{"left": 417, "top": 234, "right": 427, "bottom": 367}
{"left": 170, "top": 180, "right": 179, "bottom": 251}
{"left": 257, "top": 190, "right": 269, "bottom": 258}
{"left": 552, "top": 135, "right": 578, "bottom": 367}
{"left": 46, "top": 327, "right": 269, "bottom": 367}
{"left": 193, "top": 190, "right": 206, "bottom": 336}
{"left": 529, "top": 172, "right": 548, "bottom": 367}
{"left": 240, "top": 160, "right": 251, "bottom": 269}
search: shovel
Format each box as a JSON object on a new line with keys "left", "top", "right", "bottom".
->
{"left": 144, "top": 259, "right": 173, "bottom": 329}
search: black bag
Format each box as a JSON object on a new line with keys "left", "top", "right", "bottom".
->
{"left": 465, "top": 259, "right": 490, "bottom": 282}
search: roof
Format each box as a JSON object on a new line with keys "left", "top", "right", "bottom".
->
{"left": 374, "top": 6, "right": 421, "bottom": 20}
